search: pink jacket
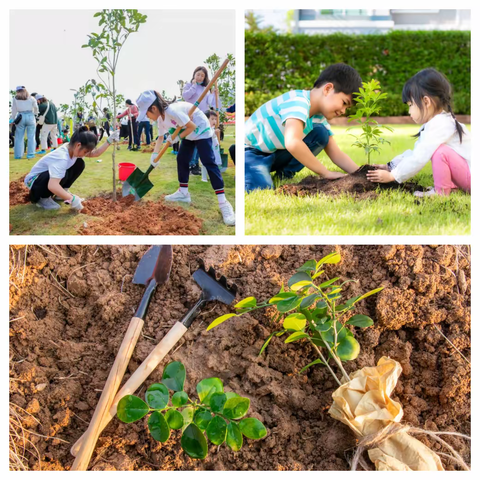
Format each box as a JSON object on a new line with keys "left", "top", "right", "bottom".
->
{"left": 117, "top": 105, "right": 139, "bottom": 119}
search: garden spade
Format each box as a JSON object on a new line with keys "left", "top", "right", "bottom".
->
{"left": 71, "top": 258, "right": 236, "bottom": 458}
{"left": 122, "top": 58, "right": 230, "bottom": 201}
{"left": 71, "top": 245, "right": 173, "bottom": 470}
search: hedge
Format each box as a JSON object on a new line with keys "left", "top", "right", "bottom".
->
{"left": 245, "top": 30, "right": 470, "bottom": 116}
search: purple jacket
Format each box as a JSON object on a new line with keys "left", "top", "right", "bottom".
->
{"left": 182, "top": 83, "right": 221, "bottom": 112}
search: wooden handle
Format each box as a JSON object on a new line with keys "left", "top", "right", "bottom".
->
{"left": 71, "top": 322, "right": 188, "bottom": 457}
{"left": 152, "top": 58, "right": 229, "bottom": 166}
{"left": 70, "top": 316, "right": 144, "bottom": 470}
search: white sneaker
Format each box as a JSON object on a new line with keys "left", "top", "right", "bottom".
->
{"left": 219, "top": 201, "right": 235, "bottom": 226}
{"left": 36, "top": 197, "right": 61, "bottom": 210}
{"left": 164, "top": 189, "right": 191, "bottom": 203}
{"left": 414, "top": 187, "right": 437, "bottom": 198}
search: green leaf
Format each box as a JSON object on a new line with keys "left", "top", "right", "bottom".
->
{"left": 209, "top": 393, "right": 227, "bottom": 413}
{"left": 337, "top": 332, "right": 360, "bottom": 361}
{"left": 194, "top": 409, "right": 213, "bottom": 431}
{"left": 300, "top": 293, "right": 318, "bottom": 308}
{"left": 196, "top": 378, "right": 224, "bottom": 404}
{"left": 258, "top": 332, "right": 276, "bottom": 356}
{"left": 226, "top": 422, "right": 243, "bottom": 451}
{"left": 346, "top": 314, "right": 374, "bottom": 328}
{"left": 296, "top": 260, "right": 316, "bottom": 272}
{"left": 145, "top": 383, "right": 169, "bottom": 410}
{"left": 317, "top": 252, "right": 341, "bottom": 267}
{"left": 161, "top": 361, "right": 186, "bottom": 392}
{"left": 206, "top": 415, "right": 227, "bottom": 445}
{"left": 277, "top": 295, "right": 302, "bottom": 313}
{"left": 311, "top": 270, "right": 325, "bottom": 280}
{"left": 318, "top": 277, "right": 340, "bottom": 288}
{"left": 290, "top": 280, "right": 313, "bottom": 292}
{"left": 283, "top": 313, "right": 307, "bottom": 331}
{"left": 148, "top": 411, "right": 170, "bottom": 442}
{"left": 234, "top": 297, "right": 257, "bottom": 309}
{"left": 117, "top": 395, "right": 149, "bottom": 423}
{"left": 239, "top": 418, "right": 268, "bottom": 439}
{"left": 299, "top": 358, "right": 325, "bottom": 374}
{"left": 165, "top": 409, "right": 184, "bottom": 430}
{"left": 181, "top": 423, "right": 208, "bottom": 459}
{"left": 181, "top": 406, "right": 194, "bottom": 427}
{"left": 354, "top": 287, "right": 384, "bottom": 303}
{"left": 284, "top": 332, "right": 310, "bottom": 344}
{"left": 223, "top": 397, "right": 250, "bottom": 420}
{"left": 269, "top": 292, "right": 296, "bottom": 304}
{"left": 224, "top": 392, "right": 240, "bottom": 401}
{"left": 172, "top": 391, "right": 189, "bottom": 407}
{"left": 287, "top": 272, "right": 312, "bottom": 288}
{"left": 206, "top": 313, "right": 237, "bottom": 331}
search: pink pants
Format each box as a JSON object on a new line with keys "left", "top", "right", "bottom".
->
{"left": 431, "top": 144, "right": 471, "bottom": 196}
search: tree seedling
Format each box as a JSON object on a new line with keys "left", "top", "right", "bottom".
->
{"left": 116, "top": 361, "right": 267, "bottom": 460}
{"left": 207, "top": 252, "right": 383, "bottom": 385}
{"left": 347, "top": 80, "right": 394, "bottom": 165}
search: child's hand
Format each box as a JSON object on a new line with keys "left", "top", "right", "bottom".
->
{"left": 324, "top": 171, "right": 346, "bottom": 180}
{"left": 150, "top": 152, "right": 160, "bottom": 168}
{"left": 372, "top": 164, "right": 389, "bottom": 171}
{"left": 366, "top": 169, "right": 395, "bottom": 183}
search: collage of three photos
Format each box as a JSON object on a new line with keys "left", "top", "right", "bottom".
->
{"left": 8, "top": 8, "right": 471, "bottom": 473}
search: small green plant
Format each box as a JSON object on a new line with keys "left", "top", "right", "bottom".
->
{"left": 208, "top": 252, "right": 383, "bottom": 386}
{"left": 116, "top": 361, "right": 267, "bottom": 460}
{"left": 348, "top": 79, "right": 394, "bottom": 165}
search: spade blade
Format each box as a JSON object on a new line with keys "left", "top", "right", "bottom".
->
{"left": 122, "top": 167, "right": 154, "bottom": 200}
{"left": 133, "top": 245, "right": 173, "bottom": 286}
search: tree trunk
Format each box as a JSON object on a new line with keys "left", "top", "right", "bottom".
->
{"left": 112, "top": 75, "right": 117, "bottom": 202}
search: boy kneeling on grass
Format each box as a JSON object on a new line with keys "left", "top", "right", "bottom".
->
{"left": 245, "top": 63, "right": 362, "bottom": 192}
{"left": 24, "top": 126, "right": 119, "bottom": 211}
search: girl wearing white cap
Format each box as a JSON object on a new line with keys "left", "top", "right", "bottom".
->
{"left": 10, "top": 86, "right": 38, "bottom": 159}
{"left": 136, "top": 90, "right": 235, "bottom": 226}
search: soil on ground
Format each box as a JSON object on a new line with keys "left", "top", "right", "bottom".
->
{"left": 9, "top": 245, "right": 470, "bottom": 471}
{"left": 10, "top": 176, "right": 30, "bottom": 206}
{"left": 279, "top": 165, "right": 423, "bottom": 199}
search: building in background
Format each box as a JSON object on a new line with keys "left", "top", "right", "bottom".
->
{"left": 291, "top": 9, "right": 470, "bottom": 34}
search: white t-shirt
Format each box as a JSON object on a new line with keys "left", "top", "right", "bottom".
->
{"left": 390, "top": 111, "right": 471, "bottom": 183}
{"left": 24, "top": 144, "right": 79, "bottom": 188}
{"left": 157, "top": 102, "right": 212, "bottom": 141}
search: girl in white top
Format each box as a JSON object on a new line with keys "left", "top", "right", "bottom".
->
{"left": 367, "top": 68, "right": 470, "bottom": 196}
{"left": 135, "top": 90, "right": 235, "bottom": 226}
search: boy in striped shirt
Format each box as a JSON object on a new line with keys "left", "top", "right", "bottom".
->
{"left": 245, "top": 63, "right": 362, "bottom": 192}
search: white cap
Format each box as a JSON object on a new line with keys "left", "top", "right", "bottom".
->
{"left": 15, "top": 85, "right": 25, "bottom": 91}
{"left": 136, "top": 90, "right": 156, "bottom": 119}
{"left": 35, "top": 94, "right": 44, "bottom": 100}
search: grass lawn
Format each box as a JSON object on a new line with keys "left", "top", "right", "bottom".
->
{"left": 10, "top": 126, "right": 235, "bottom": 236}
{"left": 246, "top": 124, "right": 470, "bottom": 236}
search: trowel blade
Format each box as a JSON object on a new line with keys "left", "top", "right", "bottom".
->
{"left": 133, "top": 245, "right": 173, "bottom": 286}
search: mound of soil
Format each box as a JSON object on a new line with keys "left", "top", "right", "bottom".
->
{"left": 80, "top": 193, "right": 202, "bottom": 236}
{"left": 9, "top": 245, "right": 470, "bottom": 471}
{"left": 279, "top": 165, "right": 423, "bottom": 199}
{"left": 10, "top": 176, "right": 30, "bottom": 206}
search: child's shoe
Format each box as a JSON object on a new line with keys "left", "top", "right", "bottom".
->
{"left": 26, "top": 155, "right": 36, "bottom": 159}
{"left": 36, "top": 197, "right": 61, "bottom": 210}
{"left": 219, "top": 201, "right": 235, "bottom": 226}
{"left": 36, "top": 149, "right": 46, "bottom": 155}
{"left": 414, "top": 187, "right": 437, "bottom": 198}
{"left": 164, "top": 189, "right": 191, "bottom": 203}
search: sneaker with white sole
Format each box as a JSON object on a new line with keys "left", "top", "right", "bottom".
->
{"left": 414, "top": 187, "right": 437, "bottom": 198}
{"left": 36, "top": 197, "right": 61, "bottom": 210}
{"left": 219, "top": 201, "right": 235, "bottom": 226}
{"left": 164, "top": 189, "right": 191, "bottom": 203}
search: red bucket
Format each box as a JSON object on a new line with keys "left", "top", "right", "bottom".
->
{"left": 118, "top": 162, "right": 136, "bottom": 181}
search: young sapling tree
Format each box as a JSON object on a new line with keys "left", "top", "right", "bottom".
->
{"left": 207, "top": 252, "right": 383, "bottom": 385}
{"left": 348, "top": 80, "right": 394, "bottom": 165}
{"left": 117, "top": 361, "right": 267, "bottom": 459}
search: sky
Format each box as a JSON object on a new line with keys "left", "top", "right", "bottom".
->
{"left": 10, "top": 9, "right": 235, "bottom": 110}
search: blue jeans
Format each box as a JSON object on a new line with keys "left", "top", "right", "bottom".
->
{"left": 189, "top": 146, "right": 200, "bottom": 168}
{"left": 14, "top": 111, "right": 36, "bottom": 158}
{"left": 137, "top": 121, "right": 151, "bottom": 144}
{"left": 245, "top": 123, "right": 331, "bottom": 192}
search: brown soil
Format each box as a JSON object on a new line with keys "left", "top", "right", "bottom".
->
{"left": 10, "top": 176, "right": 30, "bottom": 206}
{"left": 279, "top": 165, "right": 423, "bottom": 199}
{"left": 9, "top": 245, "right": 470, "bottom": 471}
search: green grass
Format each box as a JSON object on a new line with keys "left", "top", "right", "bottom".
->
{"left": 246, "top": 125, "right": 470, "bottom": 235}
{"left": 10, "top": 127, "right": 235, "bottom": 236}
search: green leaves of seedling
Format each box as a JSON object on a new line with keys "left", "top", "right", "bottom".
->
{"left": 346, "top": 314, "right": 374, "bottom": 328}
{"left": 223, "top": 397, "right": 250, "bottom": 420}
{"left": 206, "top": 416, "right": 227, "bottom": 445}
{"left": 194, "top": 409, "right": 213, "bottom": 431}
{"left": 165, "top": 409, "right": 184, "bottom": 430}
{"left": 206, "top": 313, "right": 237, "bottom": 331}
{"left": 239, "top": 418, "right": 268, "bottom": 439}
{"left": 145, "top": 383, "right": 169, "bottom": 410}
{"left": 148, "top": 411, "right": 170, "bottom": 442}
{"left": 172, "top": 391, "right": 188, "bottom": 407}
{"left": 181, "top": 424, "right": 208, "bottom": 459}
{"left": 226, "top": 423, "right": 243, "bottom": 451}
{"left": 161, "top": 361, "right": 185, "bottom": 392}
{"left": 209, "top": 393, "right": 227, "bottom": 413}
{"left": 197, "top": 378, "right": 224, "bottom": 404}
{"left": 283, "top": 313, "right": 306, "bottom": 331}
{"left": 117, "top": 395, "right": 149, "bottom": 423}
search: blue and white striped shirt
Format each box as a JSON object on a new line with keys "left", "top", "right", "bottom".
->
{"left": 245, "top": 90, "right": 334, "bottom": 153}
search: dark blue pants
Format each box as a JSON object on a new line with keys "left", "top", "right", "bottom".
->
{"left": 245, "top": 123, "right": 330, "bottom": 192}
{"left": 137, "top": 121, "right": 151, "bottom": 144}
{"left": 178, "top": 138, "right": 224, "bottom": 191}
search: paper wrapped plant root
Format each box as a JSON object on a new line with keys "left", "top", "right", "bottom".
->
{"left": 329, "top": 356, "right": 447, "bottom": 471}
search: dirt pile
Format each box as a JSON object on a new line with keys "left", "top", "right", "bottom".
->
{"left": 10, "top": 176, "right": 30, "bottom": 206}
{"left": 279, "top": 165, "right": 423, "bottom": 199}
{"left": 80, "top": 193, "right": 202, "bottom": 235}
{"left": 9, "top": 245, "right": 470, "bottom": 471}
